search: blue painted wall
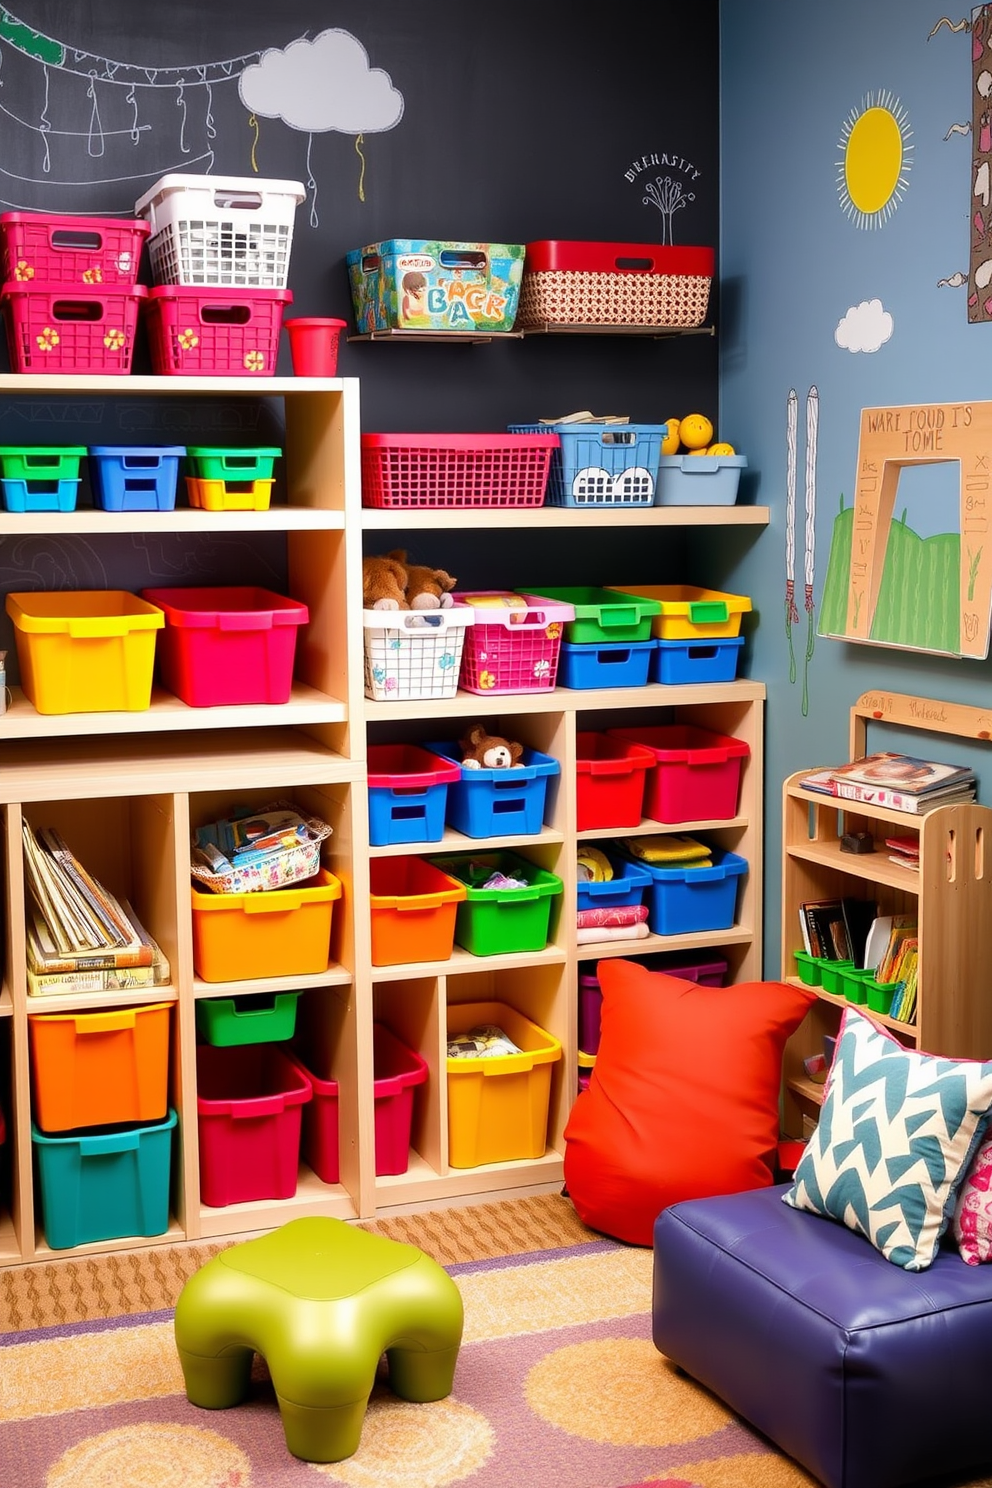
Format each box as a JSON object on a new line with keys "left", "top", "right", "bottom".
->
{"left": 719, "top": 0, "right": 992, "bottom": 972}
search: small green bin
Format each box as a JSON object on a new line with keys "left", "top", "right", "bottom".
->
{"left": 865, "top": 978, "right": 900, "bottom": 1016}
{"left": 0, "top": 445, "right": 87, "bottom": 481}
{"left": 185, "top": 446, "right": 283, "bottom": 481}
{"left": 817, "top": 958, "right": 854, "bottom": 996}
{"left": 793, "top": 950, "right": 821, "bottom": 986}
{"left": 195, "top": 991, "right": 300, "bottom": 1047}
{"left": 839, "top": 965, "right": 873, "bottom": 1005}
{"left": 519, "top": 585, "right": 661, "bottom": 645}
{"left": 428, "top": 849, "right": 562, "bottom": 956}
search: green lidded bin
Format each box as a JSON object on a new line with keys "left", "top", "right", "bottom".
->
{"left": 0, "top": 445, "right": 87, "bottom": 481}
{"left": 428, "top": 849, "right": 562, "bottom": 956}
{"left": 185, "top": 446, "right": 283, "bottom": 482}
{"left": 195, "top": 991, "right": 300, "bottom": 1047}
{"left": 519, "top": 585, "right": 661, "bottom": 645}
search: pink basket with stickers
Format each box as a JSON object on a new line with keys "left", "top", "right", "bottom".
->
{"left": 452, "top": 591, "right": 575, "bottom": 694}
{"left": 0, "top": 213, "right": 149, "bottom": 287}
{"left": 143, "top": 285, "right": 291, "bottom": 376}
{"left": 1, "top": 282, "right": 146, "bottom": 374}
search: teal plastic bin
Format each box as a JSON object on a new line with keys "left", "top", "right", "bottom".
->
{"left": 32, "top": 1108, "right": 177, "bottom": 1250}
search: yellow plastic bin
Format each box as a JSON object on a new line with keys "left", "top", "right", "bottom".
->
{"left": 6, "top": 590, "right": 164, "bottom": 713}
{"left": 605, "top": 584, "right": 752, "bottom": 640}
{"left": 446, "top": 1000, "right": 561, "bottom": 1167}
{"left": 191, "top": 866, "right": 341, "bottom": 982}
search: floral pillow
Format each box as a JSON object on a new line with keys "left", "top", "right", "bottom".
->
{"left": 784, "top": 1006, "right": 992, "bottom": 1270}
{"left": 953, "top": 1131, "right": 992, "bottom": 1264}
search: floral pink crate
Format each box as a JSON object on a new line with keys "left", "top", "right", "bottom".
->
{"left": 143, "top": 285, "right": 291, "bottom": 376}
{"left": 1, "top": 281, "right": 146, "bottom": 374}
{"left": 0, "top": 213, "right": 150, "bottom": 287}
{"left": 452, "top": 591, "right": 575, "bottom": 694}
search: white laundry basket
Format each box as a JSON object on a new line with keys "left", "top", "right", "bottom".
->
{"left": 134, "top": 174, "right": 306, "bottom": 288}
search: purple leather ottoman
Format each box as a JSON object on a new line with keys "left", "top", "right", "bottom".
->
{"left": 653, "top": 1184, "right": 992, "bottom": 1488}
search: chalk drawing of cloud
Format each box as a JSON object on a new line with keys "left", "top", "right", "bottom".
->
{"left": 834, "top": 298, "right": 893, "bottom": 353}
{"left": 239, "top": 29, "right": 404, "bottom": 134}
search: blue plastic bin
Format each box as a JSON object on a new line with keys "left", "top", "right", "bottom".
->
{"left": 509, "top": 422, "right": 668, "bottom": 507}
{"left": 650, "top": 635, "right": 744, "bottom": 684}
{"left": 423, "top": 740, "right": 560, "bottom": 838}
{"left": 89, "top": 446, "right": 186, "bottom": 512}
{"left": 628, "top": 846, "right": 748, "bottom": 935}
{"left": 367, "top": 742, "right": 462, "bottom": 846}
{"left": 576, "top": 851, "right": 652, "bottom": 911}
{"left": 32, "top": 1108, "right": 177, "bottom": 1250}
{"left": 1, "top": 478, "right": 78, "bottom": 513}
{"left": 558, "top": 639, "right": 655, "bottom": 689}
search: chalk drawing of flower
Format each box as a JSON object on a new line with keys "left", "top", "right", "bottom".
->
{"left": 36, "top": 326, "right": 59, "bottom": 350}
{"left": 178, "top": 328, "right": 199, "bottom": 351}
{"left": 103, "top": 328, "right": 125, "bottom": 350}
{"left": 14, "top": 260, "right": 33, "bottom": 280}
{"left": 533, "top": 658, "right": 550, "bottom": 678}
{"left": 478, "top": 669, "right": 496, "bottom": 689}
{"left": 82, "top": 266, "right": 103, "bottom": 284}
{"left": 438, "top": 651, "right": 456, "bottom": 671}
{"left": 244, "top": 349, "right": 265, "bottom": 371}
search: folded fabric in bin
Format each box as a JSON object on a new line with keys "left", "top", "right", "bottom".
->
{"left": 622, "top": 833, "right": 711, "bottom": 865}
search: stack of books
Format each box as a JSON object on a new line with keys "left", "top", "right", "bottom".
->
{"left": 800, "top": 751, "right": 976, "bottom": 815}
{"left": 23, "top": 819, "right": 170, "bottom": 996}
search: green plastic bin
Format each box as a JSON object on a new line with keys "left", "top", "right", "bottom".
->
{"left": 0, "top": 445, "right": 87, "bottom": 481}
{"left": 195, "top": 991, "right": 300, "bottom": 1046}
{"left": 793, "top": 949, "right": 822, "bottom": 986}
{"left": 185, "top": 446, "right": 282, "bottom": 481}
{"left": 865, "top": 978, "right": 900, "bottom": 1016}
{"left": 428, "top": 850, "right": 562, "bottom": 956}
{"left": 519, "top": 585, "right": 661, "bottom": 645}
{"left": 817, "top": 958, "right": 854, "bottom": 996}
{"left": 32, "top": 1108, "right": 176, "bottom": 1250}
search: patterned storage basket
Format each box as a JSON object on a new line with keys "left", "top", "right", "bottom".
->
{"left": 190, "top": 802, "right": 333, "bottom": 895}
{"left": 363, "top": 608, "right": 474, "bottom": 701}
{"left": 518, "top": 241, "right": 713, "bottom": 329}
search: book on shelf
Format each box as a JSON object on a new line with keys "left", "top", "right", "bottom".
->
{"left": 885, "top": 835, "right": 920, "bottom": 871}
{"left": 799, "top": 772, "right": 975, "bottom": 815}
{"left": 799, "top": 898, "right": 851, "bottom": 960}
{"left": 802, "top": 751, "right": 976, "bottom": 796}
{"left": 841, "top": 896, "right": 878, "bottom": 968}
{"left": 22, "top": 819, "right": 145, "bottom": 957}
{"left": 27, "top": 898, "right": 161, "bottom": 974}
{"left": 27, "top": 952, "right": 169, "bottom": 997}
{"left": 871, "top": 915, "right": 918, "bottom": 984}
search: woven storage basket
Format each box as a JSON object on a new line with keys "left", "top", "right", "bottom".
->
{"left": 191, "top": 802, "right": 333, "bottom": 895}
{"left": 519, "top": 241, "right": 713, "bottom": 329}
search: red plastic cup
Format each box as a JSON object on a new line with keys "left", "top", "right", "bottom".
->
{"left": 284, "top": 317, "right": 348, "bottom": 376}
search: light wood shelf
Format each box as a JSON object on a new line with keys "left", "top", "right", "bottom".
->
{"left": 780, "top": 691, "right": 992, "bottom": 1139}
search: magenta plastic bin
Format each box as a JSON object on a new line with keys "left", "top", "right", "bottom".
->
{"left": 607, "top": 724, "right": 750, "bottom": 823}
{"left": 285, "top": 1050, "right": 341, "bottom": 1185}
{"left": 140, "top": 585, "right": 308, "bottom": 706}
{"left": 373, "top": 1023, "right": 428, "bottom": 1176}
{"left": 195, "top": 1042, "right": 312, "bottom": 1207}
{"left": 578, "top": 971, "right": 602, "bottom": 1055}
{"left": 452, "top": 591, "right": 574, "bottom": 694}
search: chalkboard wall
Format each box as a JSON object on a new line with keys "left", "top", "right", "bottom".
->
{"left": 0, "top": 1, "right": 721, "bottom": 642}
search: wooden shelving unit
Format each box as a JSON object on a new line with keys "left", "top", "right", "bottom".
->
{"left": 780, "top": 691, "right": 992, "bottom": 1139}
{"left": 0, "top": 370, "right": 768, "bottom": 1266}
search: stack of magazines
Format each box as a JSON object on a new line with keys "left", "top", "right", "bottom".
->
{"left": 799, "top": 751, "right": 976, "bottom": 815}
{"left": 23, "top": 819, "right": 170, "bottom": 996}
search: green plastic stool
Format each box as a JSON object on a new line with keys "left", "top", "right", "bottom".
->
{"left": 174, "top": 1215, "right": 464, "bottom": 1462}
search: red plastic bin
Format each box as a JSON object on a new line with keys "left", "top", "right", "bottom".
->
{"left": 143, "top": 284, "right": 291, "bottom": 376}
{"left": 361, "top": 432, "right": 558, "bottom": 509}
{"left": 195, "top": 1042, "right": 312, "bottom": 1207}
{"left": 372, "top": 1023, "right": 429, "bottom": 1175}
{"left": 452, "top": 590, "right": 574, "bottom": 693}
{"left": 607, "top": 724, "right": 750, "bottom": 823}
{"left": 0, "top": 212, "right": 150, "bottom": 286}
{"left": 140, "top": 585, "right": 308, "bottom": 706}
{"left": 575, "top": 731, "right": 656, "bottom": 831}
{"left": 1, "top": 281, "right": 146, "bottom": 374}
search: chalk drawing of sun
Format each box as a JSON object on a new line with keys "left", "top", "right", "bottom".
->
{"left": 837, "top": 90, "right": 913, "bottom": 228}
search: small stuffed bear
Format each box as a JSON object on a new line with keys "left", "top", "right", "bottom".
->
{"left": 387, "top": 548, "right": 457, "bottom": 610}
{"left": 459, "top": 723, "right": 524, "bottom": 770}
{"left": 363, "top": 552, "right": 409, "bottom": 610}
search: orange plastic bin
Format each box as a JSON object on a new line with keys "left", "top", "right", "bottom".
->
{"left": 369, "top": 857, "right": 466, "bottom": 966}
{"left": 191, "top": 866, "right": 341, "bottom": 982}
{"left": 28, "top": 1002, "right": 171, "bottom": 1133}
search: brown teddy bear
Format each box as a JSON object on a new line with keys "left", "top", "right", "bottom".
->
{"left": 387, "top": 548, "right": 457, "bottom": 610}
{"left": 363, "top": 552, "right": 410, "bottom": 610}
{"left": 459, "top": 723, "right": 525, "bottom": 770}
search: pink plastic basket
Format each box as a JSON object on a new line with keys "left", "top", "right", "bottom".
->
{"left": 1, "top": 281, "right": 146, "bottom": 374}
{"left": 0, "top": 213, "right": 150, "bottom": 286}
{"left": 361, "top": 432, "right": 558, "bottom": 508}
{"left": 453, "top": 590, "right": 575, "bottom": 693}
{"left": 143, "top": 285, "right": 291, "bottom": 376}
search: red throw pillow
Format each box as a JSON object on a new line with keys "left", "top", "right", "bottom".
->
{"left": 563, "top": 961, "right": 815, "bottom": 1245}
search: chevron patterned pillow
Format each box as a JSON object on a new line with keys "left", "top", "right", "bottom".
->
{"left": 784, "top": 1006, "right": 992, "bottom": 1269}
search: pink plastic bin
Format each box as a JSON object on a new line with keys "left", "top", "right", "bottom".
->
{"left": 361, "top": 432, "right": 558, "bottom": 509}
{"left": 140, "top": 585, "right": 308, "bottom": 706}
{"left": 143, "top": 285, "right": 291, "bottom": 376}
{"left": 578, "top": 970, "right": 602, "bottom": 1055}
{"left": 452, "top": 591, "right": 575, "bottom": 694}
{"left": 195, "top": 1042, "right": 312, "bottom": 1207}
{"left": 0, "top": 213, "right": 150, "bottom": 286}
{"left": 372, "top": 1023, "right": 429, "bottom": 1176}
{"left": 1, "top": 281, "right": 146, "bottom": 374}
{"left": 285, "top": 1049, "right": 341, "bottom": 1185}
{"left": 575, "top": 732, "right": 656, "bottom": 831}
{"left": 607, "top": 724, "right": 749, "bottom": 823}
